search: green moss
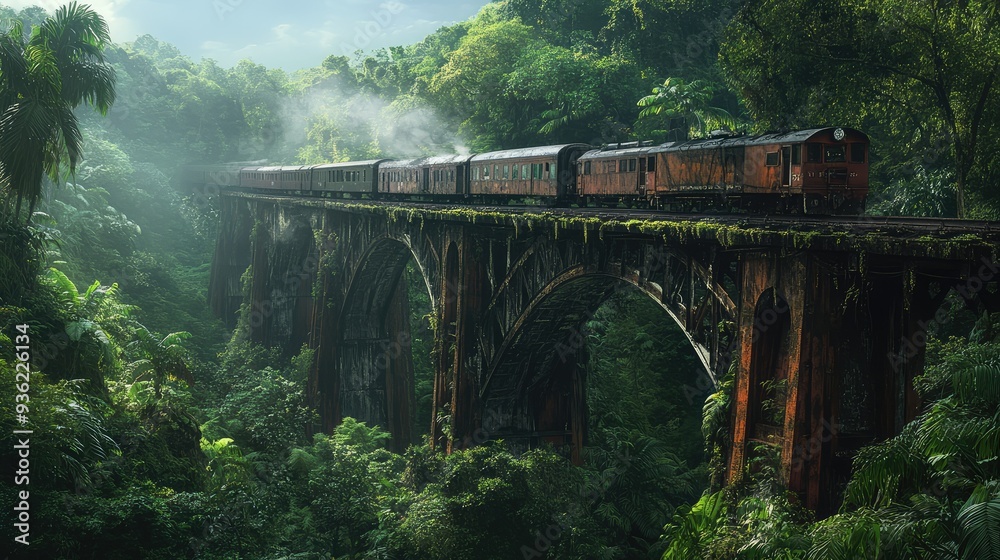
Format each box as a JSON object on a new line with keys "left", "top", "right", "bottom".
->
{"left": 259, "top": 196, "right": 994, "bottom": 261}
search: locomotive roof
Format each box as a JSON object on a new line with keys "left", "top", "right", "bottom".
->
{"left": 381, "top": 154, "right": 472, "bottom": 168}
{"left": 471, "top": 144, "right": 591, "bottom": 162}
{"left": 653, "top": 127, "right": 867, "bottom": 152}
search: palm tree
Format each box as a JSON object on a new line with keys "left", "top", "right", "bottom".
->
{"left": 0, "top": 3, "right": 115, "bottom": 223}
{"left": 126, "top": 326, "right": 193, "bottom": 400}
{"left": 636, "top": 77, "right": 736, "bottom": 140}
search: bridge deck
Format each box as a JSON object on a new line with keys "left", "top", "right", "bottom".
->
{"left": 219, "top": 191, "right": 999, "bottom": 260}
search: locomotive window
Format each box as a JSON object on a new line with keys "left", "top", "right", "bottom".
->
{"left": 807, "top": 143, "right": 822, "bottom": 163}
{"left": 628, "top": 159, "right": 636, "bottom": 172}
{"left": 792, "top": 145, "right": 801, "bottom": 165}
{"left": 648, "top": 156, "right": 656, "bottom": 171}
{"left": 765, "top": 152, "right": 780, "bottom": 166}
{"left": 584, "top": 161, "right": 591, "bottom": 175}
{"left": 850, "top": 143, "right": 866, "bottom": 163}
{"left": 824, "top": 145, "right": 846, "bottom": 162}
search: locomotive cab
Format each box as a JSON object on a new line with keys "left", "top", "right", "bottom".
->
{"left": 795, "top": 127, "right": 868, "bottom": 214}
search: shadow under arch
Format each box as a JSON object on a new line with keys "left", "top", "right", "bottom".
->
{"left": 329, "top": 236, "right": 435, "bottom": 450}
{"left": 480, "top": 267, "right": 724, "bottom": 462}
{"left": 746, "top": 289, "right": 792, "bottom": 441}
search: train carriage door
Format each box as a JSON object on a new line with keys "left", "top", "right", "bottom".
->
{"left": 781, "top": 146, "right": 792, "bottom": 187}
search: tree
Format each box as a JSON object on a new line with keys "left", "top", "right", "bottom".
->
{"left": 721, "top": 0, "right": 1000, "bottom": 218}
{"left": 637, "top": 77, "right": 737, "bottom": 140}
{"left": 126, "top": 326, "right": 192, "bottom": 400}
{"left": 0, "top": 3, "right": 116, "bottom": 223}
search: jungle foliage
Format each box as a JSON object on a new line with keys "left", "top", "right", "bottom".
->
{"left": 1, "top": 0, "right": 999, "bottom": 559}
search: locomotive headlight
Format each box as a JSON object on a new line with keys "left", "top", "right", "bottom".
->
{"left": 833, "top": 128, "right": 845, "bottom": 141}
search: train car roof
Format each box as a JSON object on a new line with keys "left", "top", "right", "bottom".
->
{"left": 652, "top": 127, "right": 868, "bottom": 152}
{"left": 255, "top": 165, "right": 307, "bottom": 173}
{"left": 578, "top": 145, "right": 660, "bottom": 161}
{"left": 380, "top": 154, "right": 473, "bottom": 168}
{"left": 311, "top": 159, "right": 388, "bottom": 169}
{"left": 470, "top": 144, "right": 591, "bottom": 163}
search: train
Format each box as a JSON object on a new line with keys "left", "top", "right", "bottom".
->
{"left": 183, "top": 127, "right": 869, "bottom": 215}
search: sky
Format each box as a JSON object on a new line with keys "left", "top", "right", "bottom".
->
{"left": 0, "top": 0, "right": 488, "bottom": 70}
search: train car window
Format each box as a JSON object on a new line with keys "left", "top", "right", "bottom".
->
{"left": 850, "top": 143, "right": 866, "bottom": 163}
{"left": 766, "top": 152, "right": 780, "bottom": 166}
{"left": 824, "top": 145, "right": 846, "bottom": 162}
{"left": 544, "top": 162, "right": 551, "bottom": 178}
{"left": 521, "top": 164, "right": 528, "bottom": 179}
{"left": 550, "top": 162, "right": 557, "bottom": 179}
{"left": 618, "top": 159, "right": 626, "bottom": 172}
{"left": 363, "top": 170, "right": 367, "bottom": 181}
{"left": 450, "top": 170, "right": 455, "bottom": 182}
{"left": 473, "top": 167, "right": 479, "bottom": 180}
{"left": 512, "top": 165, "right": 519, "bottom": 180}
{"left": 629, "top": 159, "right": 637, "bottom": 172}
{"left": 648, "top": 156, "right": 656, "bottom": 171}
{"left": 504, "top": 165, "right": 509, "bottom": 179}
{"left": 494, "top": 165, "right": 499, "bottom": 179}
{"left": 584, "top": 161, "right": 591, "bottom": 175}
{"left": 807, "top": 143, "right": 822, "bottom": 163}
{"left": 792, "top": 145, "right": 801, "bottom": 165}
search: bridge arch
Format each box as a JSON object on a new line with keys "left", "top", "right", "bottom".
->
{"left": 331, "top": 235, "right": 436, "bottom": 449}
{"left": 479, "top": 255, "right": 734, "bottom": 461}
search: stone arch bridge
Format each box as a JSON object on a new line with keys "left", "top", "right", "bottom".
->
{"left": 208, "top": 190, "right": 999, "bottom": 514}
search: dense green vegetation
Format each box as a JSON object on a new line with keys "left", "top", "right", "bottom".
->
{"left": 1, "top": 0, "right": 998, "bottom": 559}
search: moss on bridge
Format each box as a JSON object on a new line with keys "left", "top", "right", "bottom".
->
{"left": 233, "top": 193, "right": 997, "bottom": 261}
